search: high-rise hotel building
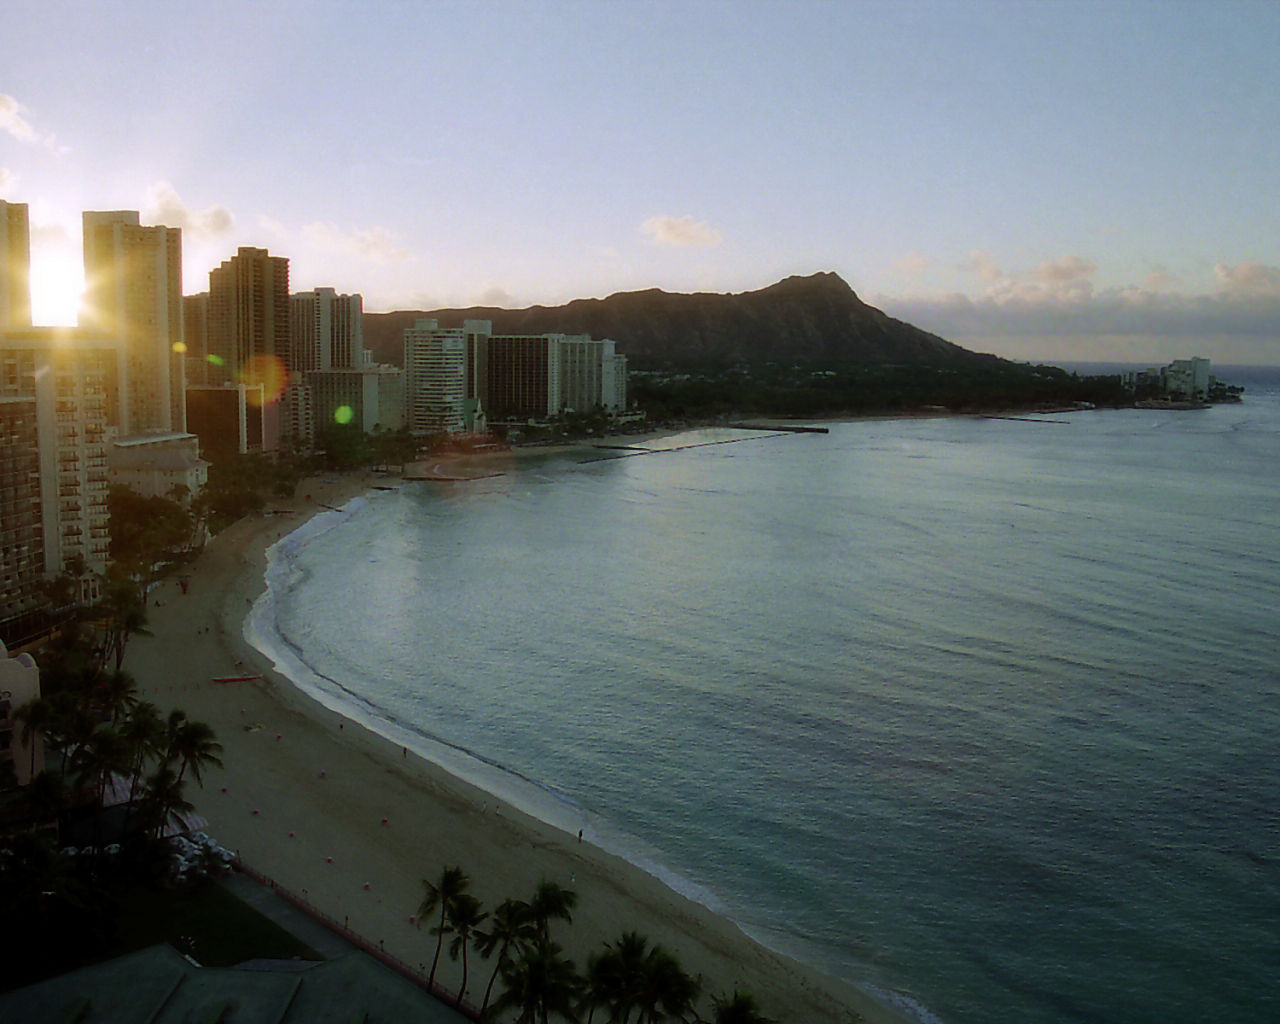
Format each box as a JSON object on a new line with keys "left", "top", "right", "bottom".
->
{"left": 207, "top": 246, "right": 291, "bottom": 386}
{"left": 403, "top": 318, "right": 626, "bottom": 434}
{"left": 1, "top": 202, "right": 32, "bottom": 332}
{"left": 403, "top": 318, "right": 473, "bottom": 435}
{"left": 1, "top": 329, "right": 115, "bottom": 617}
{"left": 291, "top": 288, "right": 365, "bottom": 372}
{"left": 1, "top": 202, "right": 117, "bottom": 626}
{"left": 81, "top": 210, "right": 185, "bottom": 435}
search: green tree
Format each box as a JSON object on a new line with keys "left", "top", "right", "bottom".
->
{"left": 118, "top": 700, "right": 167, "bottom": 832}
{"left": 477, "top": 897, "right": 537, "bottom": 1020}
{"left": 630, "top": 946, "right": 698, "bottom": 1024}
{"left": 528, "top": 879, "right": 578, "bottom": 942}
{"left": 139, "top": 764, "right": 194, "bottom": 839}
{"left": 164, "top": 711, "right": 224, "bottom": 786}
{"left": 492, "top": 938, "right": 582, "bottom": 1024}
{"left": 98, "top": 669, "right": 139, "bottom": 724}
{"left": 95, "top": 569, "right": 151, "bottom": 675}
{"left": 12, "top": 696, "right": 54, "bottom": 779}
{"left": 446, "top": 892, "right": 489, "bottom": 1008}
{"left": 418, "top": 865, "right": 471, "bottom": 988}
{"left": 709, "top": 990, "right": 775, "bottom": 1024}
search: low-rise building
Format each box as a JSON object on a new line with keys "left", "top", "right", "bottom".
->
{"left": 108, "top": 432, "right": 208, "bottom": 501}
{"left": 1, "top": 638, "right": 43, "bottom": 787}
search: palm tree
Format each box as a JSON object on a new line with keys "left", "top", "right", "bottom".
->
{"left": 709, "top": 990, "right": 775, "bottom": 1024}
{"left": 73, "top": 726, "right": 129, "bottom": 808}
{"left": 580, "top": 948, "right": 624, "bottom": 1024}
{"left": 165, "top": 711, "right": 224, "bottom": 786}
{"left": 477, "top": 897, "right": 536, "bottom": 1020}
{"left": 118, "top": 701, "right": 167, "bottom": 833}
{"left": 529, "top": 879, "right": 578, "bottom": 942}
{"left": 140, "top": 764, "right": 194, "bottom": 839}
{"left": 418, "top": 865, "right": 470, "bottom": 988}
{"left": 98, "top": 669, "right": 139, "bottom": 723}
{"left": 47, "top": 690, "right": 96, "bottom": 776}
{"left": 491, "top": 938, "right": 582, "bottom": 1024}
{"left": 23, "top": 770, "right": 69, "bottom": 824}
{"left": 446, "top": 892, "right": 489, "bottom": 1008}
{"left": 95, "top": 572, "right": 150, "bottom": 675}
{"left": 12, "top": 696, "right": 53, "bottom": 780}
{"left": 630, "top": 946, "right": 698, "bottom": 1024}
{"left": 597, "top": 931, "right": 651, "bottom": 1024}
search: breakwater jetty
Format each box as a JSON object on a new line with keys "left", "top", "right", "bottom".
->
{"left": 735, "top": 423, "right": 830, "bottom": 434}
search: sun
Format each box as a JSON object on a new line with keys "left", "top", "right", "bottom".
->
{"left": 29, "top": 250, "right": 85, "bottom": 326}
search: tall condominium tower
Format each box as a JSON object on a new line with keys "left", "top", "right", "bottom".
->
{"left": 1, "top": 330, "right": 115, "bottom": 617}
{"left": 81, "top": 210, "right": 185, "bottom": 435}
{"left": 403, "top": 318, "right": 469, "bottom": 434}
{"left": 207, "top": 247, "right": 290, "bottom": 394}
{"left": 0, "top": 201, "right": 32, "bottom": 332}
{"left": 182, "top": 292, "right": 210, "bottom": 387}
{"left": 291, "top": 287, "right": 364, "bottom": 371}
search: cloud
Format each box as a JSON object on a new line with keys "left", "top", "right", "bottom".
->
{"left": 1033, "top": 255, "right": 1096, "bottom": 283}
{"left": 956, "top": 251, "right": 1099, "bottom": 306}
{"left": 301, "top": 221, "right": 414, "bottom": 263}
{"left": 1215, "top": 262, "right": 1280, "bottom": 297}
{"left": 0, "top": 166, "right": 14, "bottom": 194}
{"left": 255, "top": 215, "right": 289, "bottom": 239}
{"left": 477, "top": 286, "right": 514, "bottom": 307}
{"left": 893, "top": 251, "right": 929, "bottom": 277}
{"left": 959, "top": 249, "right": 1004, "bottom": 282}
{"left": 880, "top": 281, "right": 1280, "bottom": 342}
{"left": 640, "top": 215, "right": 723, "bottom": 248}
{"left": 0, "top": 94, "right": 55, "bottom": 148}
{"left": 143, "top": 181, "right": 233, "bottom": 237}
{"left": 1142, "top": 267, "right": 1178, "bottom": 292}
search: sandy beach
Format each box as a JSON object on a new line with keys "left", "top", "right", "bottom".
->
{"left": 124, "top": 450, "right": 916, "bottom": 1024}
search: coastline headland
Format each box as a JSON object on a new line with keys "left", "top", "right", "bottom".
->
{"left": 122, "top": 445, "right": 921, "bottom": 1024}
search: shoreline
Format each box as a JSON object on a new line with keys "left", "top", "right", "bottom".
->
{"left": 125, "top": 453, "right": 921, "bottom": 1024}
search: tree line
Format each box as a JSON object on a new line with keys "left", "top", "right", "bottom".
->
{"left": 418, "top": 865, "right": 775, "bottom": 1024}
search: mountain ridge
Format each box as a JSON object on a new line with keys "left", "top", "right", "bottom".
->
{"left": 361, "top": 272, "right": 988, "bottom": 368}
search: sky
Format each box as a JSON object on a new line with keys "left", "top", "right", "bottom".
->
{"left": 3, "top": 0, "right": 1279, "bottom": 365}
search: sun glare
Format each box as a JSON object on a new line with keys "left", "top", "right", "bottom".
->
{"left": 29, "top": 252, "right": 85, "bottom": 326}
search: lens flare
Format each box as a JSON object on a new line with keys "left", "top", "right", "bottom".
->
{"left": 334, "top": 405, "right": 354, "bottom": 425}
{"left": 240, "top": 354, "right": 289, "bottom": 405}
{"left": 207, "top": 354, "right": 225, "bottom": 366}
{"left": 172, "top": 341, "right": 187, "bottom": 353}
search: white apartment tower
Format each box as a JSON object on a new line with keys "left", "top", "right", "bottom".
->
{"left": 81, "top": 211, "right": 185, "bottom": 435}
{"left": 404, "top": 318, "right": 469, "bottom": 434}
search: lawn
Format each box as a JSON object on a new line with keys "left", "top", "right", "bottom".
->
{"left": 110, "top": 880, "right": 322, "bottom": 967}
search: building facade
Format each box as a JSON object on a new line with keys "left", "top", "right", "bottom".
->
{"left": 291, "top": 288, "right": 365, "bottom": 372}
{"left": 1, "top": 639, "right": 43, "bottom": 787}
{"left": 0, "top": 330, "right": 114, "bottom": 612}
{"left": 81, "top": 211, "right": 185, "bottom": 435}
{"left": 404, "top": 319, "right": 473, "bottom": 434}
{"left": 207, "top": 247, "right": 291, "bottom": 392}
{"left": 306, "top": 365, "right": 405, "bottom": 437}
{"left": 186, "top": 384, "right": 273, "bottom": 458}
{"left": 182, "top": 291, "right": 210, "bottom": 387}
{"left": 0, "top": 201, "right": 32, "bottom": 332}
{"left": 404, "top": 318, "right": 628, "bottom": 433}
{"left": 108, "top": 432, "right": 208, "bottom": 500}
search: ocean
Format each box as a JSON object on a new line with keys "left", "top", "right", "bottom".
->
{"left": 248, "top": 366, "right": 1280, "bottom": 1024}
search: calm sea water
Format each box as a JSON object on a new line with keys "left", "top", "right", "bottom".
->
{"left": 250, "top": 369, "right": 1280, "bottom": 1024}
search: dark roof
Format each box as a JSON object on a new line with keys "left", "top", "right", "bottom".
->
{"left": 0, "top": 945, "right": 470, "bottom": 1024}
